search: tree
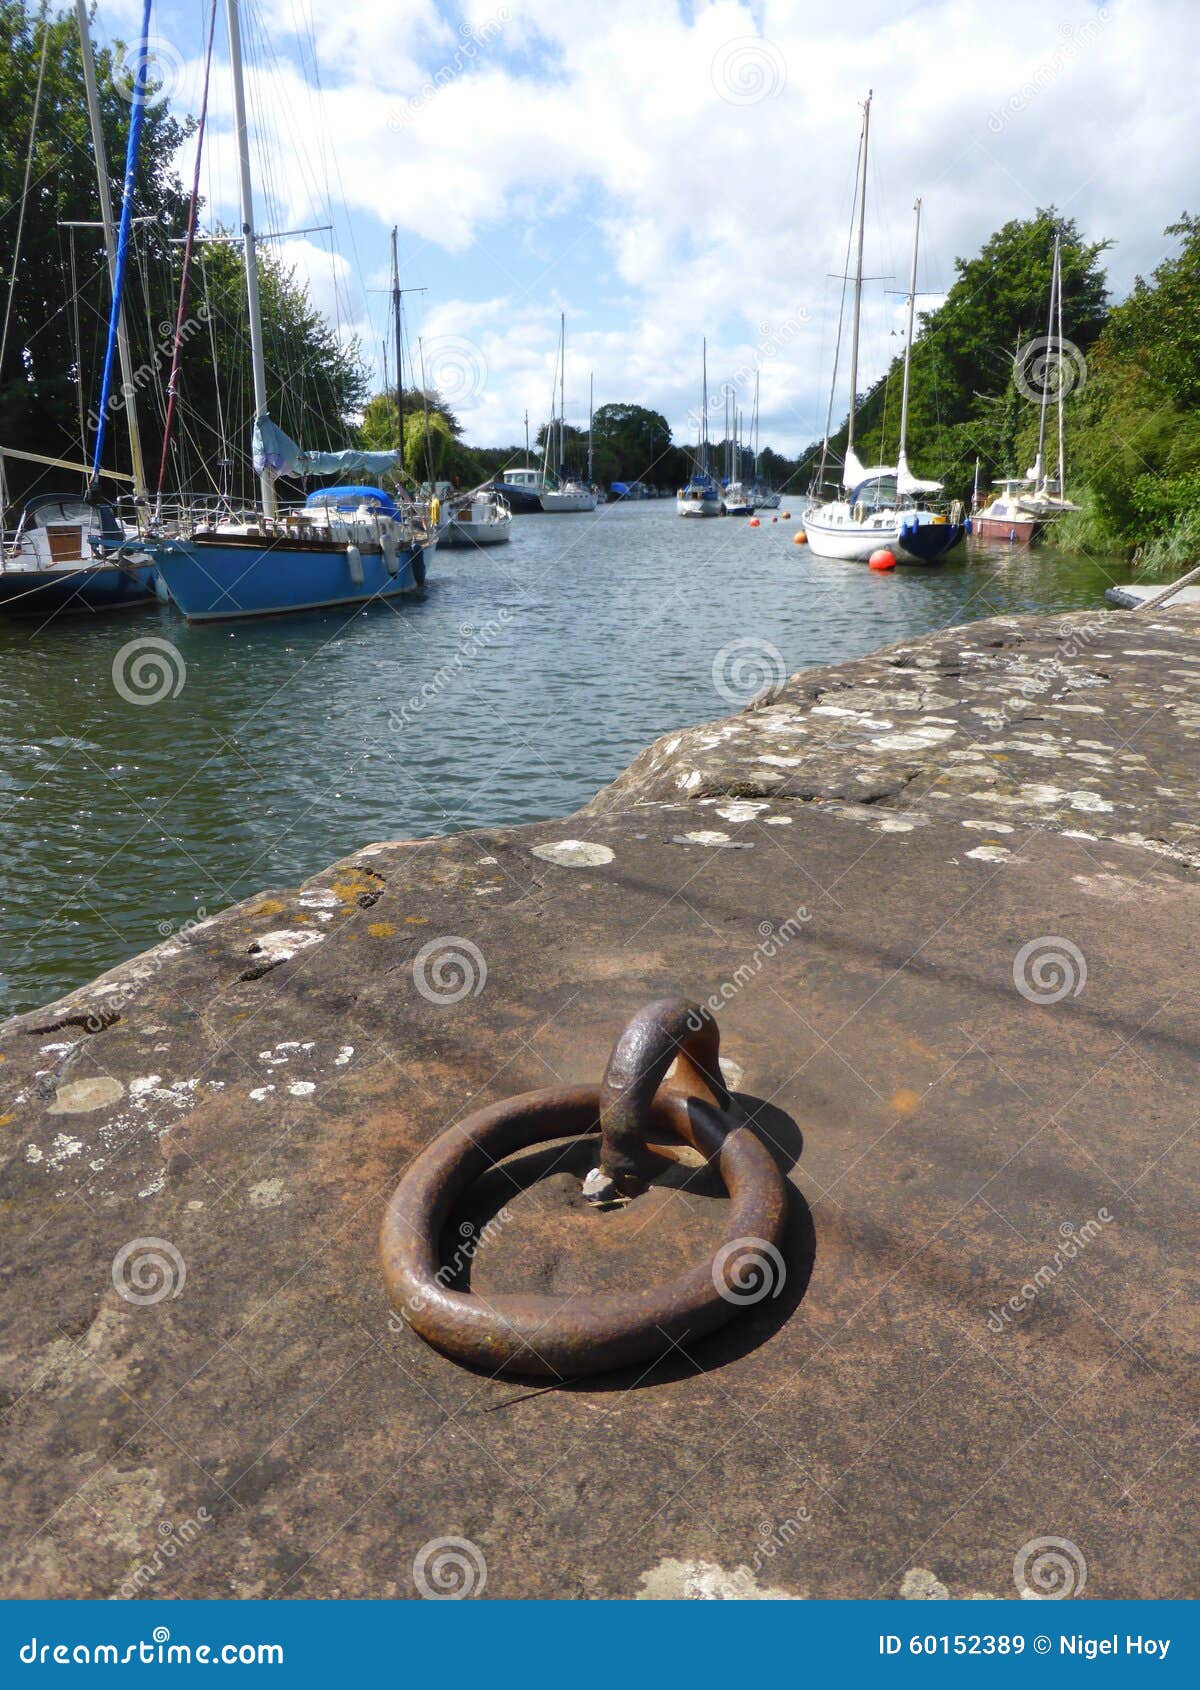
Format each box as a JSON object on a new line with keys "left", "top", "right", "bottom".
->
{"left": 0, "top": 0, "right": 367, "bottom": 510}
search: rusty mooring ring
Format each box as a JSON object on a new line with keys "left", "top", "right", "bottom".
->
{"left": 380, "top": 998, "right": 789, "bottom": 1379}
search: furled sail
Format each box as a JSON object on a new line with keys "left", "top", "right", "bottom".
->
{"left": 252, "top": 418, "right": 400, "bottom": 480}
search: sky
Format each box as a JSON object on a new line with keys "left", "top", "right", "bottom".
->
{"left": 90, "top": 0, "right": 1196, "bottom": 457}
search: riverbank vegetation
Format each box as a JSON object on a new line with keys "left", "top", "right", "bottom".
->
{"left": 3, "top": 0, "right": 1198, "bottom": 566}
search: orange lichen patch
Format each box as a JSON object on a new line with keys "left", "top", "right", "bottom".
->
{"left": 404, "top": 916, "right": 428, "bottom": 926}
{"left": 249, "top": 897, "right": 287, "bottom": 919}
{"left": 330, "top": 866, "right": 385, "bottom": 909}
{"left": 890, "top": 1088, "right": 922, "bottom": 1115}
{"left": 367, "top": 922, "right": 397, "bottom": 939}
{"left": 904, "top": 1036, "right": 938, "bottom": 1061}
{"left": 0, "top": 1113, "right": 12, "bottom": 1128}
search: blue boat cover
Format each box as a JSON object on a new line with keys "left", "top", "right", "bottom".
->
{"left": 304, "top": 486, "right": 400, "bottom": 517}
{"left": 254, "top": 418, "right": 399, "bottom": 480}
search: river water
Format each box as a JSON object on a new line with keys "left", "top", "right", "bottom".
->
{"left": 0, "top": 501, "right": 1122, "bottom": 1017}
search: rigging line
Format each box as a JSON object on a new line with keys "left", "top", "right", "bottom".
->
{"left": 68, "top": 227, "right": 87, "bottom": 461}
{"left": 0, "top": 4, "right": 52, "bottom": 386}
{"left": 157, "top": 0, "right": 219, "bottom": 500}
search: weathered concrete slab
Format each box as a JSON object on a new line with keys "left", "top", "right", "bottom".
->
{"left": 1, "top": 608, "right": 1197, "bottom": 1600}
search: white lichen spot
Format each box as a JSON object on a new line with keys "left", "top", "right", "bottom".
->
{"left": 635, "top": 1558, "right": 799, "bottom": 1601}
{"left": 47, "top": 1132, "right": 85, "bottom": 1168}
{"left": 476, "top": 855, "right": 498, "bottom": 865}
{"left": 873, "top": 726, "right": 956, "bottom": 751}
{"left": 248, "top": 1178, "right": 288, "bottom": 1209}
{"left": 25, "top": 1144, "right": 43, "bottom": 1164}
{"left": 961, "top": 819, "right": 1014, "bottom": 833}
{"left": 715, "top": 801, "right": 770, "bottom": 823}
{"left": 765, "top": 815, "right": 792, "bottom": 825}
{"left": 757, "top": 754, "right": 802, "bottom": 768}
{"left": 680, "top": 830, "right": 732, "bottom": 846}
{"left": 247, "top": 929, "right": 324, "bottom": 968}
{"left": 334, "top": 1046, "right": 354, "bottom": 1067}
{"left": 248, "top": 1085, "right": 275, "bottom": 1102}
{"left": 287, "top": 1081, "right": 316, "bottom": 1098}
{"left": 530, "top": 840, "right": 616, "bottom": 868}
{"left": 48, "top": 1077, "right": 124, "bottom": 1115}
{"left": 965, "top": 845, "right": 1012, "bottom": 862}
{"left": 875, "top": 818, "right": 915, "bottom": 833}
{"left": 1069, "top": 790, "right": 1114, "bottom": 813}
{"left": 900, "top": 1568, "right": 950, "bottom": 1600}
{"left": 719, "top": 1057, "right": 745, "bottom": 1089}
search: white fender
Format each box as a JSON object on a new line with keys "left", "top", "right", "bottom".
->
{"left": 346, "top": 544, "right": 364, "bottom": 586}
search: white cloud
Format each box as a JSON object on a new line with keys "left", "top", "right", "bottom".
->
{"left": 146, "top": 0, "right": 1198, "bottom": 453}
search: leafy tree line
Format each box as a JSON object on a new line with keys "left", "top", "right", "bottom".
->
{"left": 0, "top": 0, "right": 363, "bottom": 511}
{"left": 811, "top": 205, "right": 1200, "bottom": 566}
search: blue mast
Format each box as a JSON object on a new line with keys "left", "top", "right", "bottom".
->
{"left": 88, "top": 0, "right": 154, "bottom": 497}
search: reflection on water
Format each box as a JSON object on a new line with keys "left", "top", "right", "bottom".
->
{"left": 0, "top": 502, "right": 1121, "bottom": 1015}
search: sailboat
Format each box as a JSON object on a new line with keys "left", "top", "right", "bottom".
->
{"left": 747, "top": 370, "right": 778, "bottom": 509}
{"left": 973, "top": 233, "right": 1080, "bottom": 544}
{"left": 722, "top": 397, "right": 754, "bottom": 516}
{"left": 805, "top": 96, "right": 965, "bottom": 565}
{"left": 145, "top": 0, "right": 434, "bottom": 621}
{"left": 539, "top": 315, "right": 596, "bottom": 512}
{"left": 0, "top": 0, "right": 156, "bottom": 615}
{"left": 677, "top": 339, "right": 721, "bottom": 517}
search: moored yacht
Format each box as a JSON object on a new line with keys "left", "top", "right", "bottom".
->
{"left": 806, "top": 100, "right": 965, "bottom": 565}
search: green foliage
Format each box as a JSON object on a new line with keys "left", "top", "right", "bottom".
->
{"left": 0, "top": 0, "right": 365, "bottom": 509}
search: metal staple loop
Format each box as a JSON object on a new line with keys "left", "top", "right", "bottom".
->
{"left": 379, "top": 998, "right": 789, "bottom": 1379}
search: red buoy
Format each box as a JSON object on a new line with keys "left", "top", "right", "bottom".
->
{"left": 794, "top": 530, "right": 807, "bottom": 545}
{"left": 869, "top": 548, "right": 896, "bottom": 571}
{"left": 771, "top": 516, "right": 778, "bottom": 523}
{"left": 748, "top": 516, "right": 761, "bottom": 527}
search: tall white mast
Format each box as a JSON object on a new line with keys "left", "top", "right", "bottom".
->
{"left": 845, "top": 89, "right": 872, "bottom": 480}
{"left": 897, "top": 196, "right": 921, "bottom": 483}
{"left": 752, "top": 369, "right": 760, "bottom": 477}
{"left": 1054, "top": 237, "right": 1067, "bottom": 498}
{"left": 558, "top": 312, "right": 566, "bottom": 476}
{"left": 225, "top": 0, "right": 275, "bottom": 517}
{"left": 700, "top": 338, "right": 709, "bottom": 475}
{"left": 1030, "top": 231, "right": 1058, "bottom": 493}
{"left": 587, "top": 372, "right": 594, "bottom": 483}
{"left": 75, "top": 0, "right": 147, "bottom": 498}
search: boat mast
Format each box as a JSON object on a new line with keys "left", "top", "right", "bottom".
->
{"left": 1054, "top": 236, "right": 1067, "bottom": 498}
{"left": 524, "top": 409, "right": 529, "bottom": 468}
{"left": 75, "top": 0, "right": 148, "bottom": 500}
{"left": 1030, "top": 230, "right": 1057, "bottom": 493}
{"left": 587, "top": 372, "right": 594, "bottom": 483}
{"left": 752, "top": 369, "right": 760, "bottom": 478}
{"left": 391, "top": 226, "right": 404, "bottom": 478}
{"left": 897, "top": 195, "right": 921, "bottom": 482}
{"left": 226, "top": 0, "right": 275, "bottom": 518}
{"left": 845, "top": 89, "right": 872, "bottom": 480}
{"left": 558, "top": 312, "right": 566, "bottom": 479}
{"left": 700, "top": 337, "right": 709, "bottom": 476}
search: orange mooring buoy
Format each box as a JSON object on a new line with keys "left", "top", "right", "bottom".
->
{"left": 749, "top": 516, "right": 761, "bottom": 527}
{"left": 781, "top": 510, "right": 791, "bottom": 519}
{"left": 869, "top": 548, "right": 896, "bottom": 571}
{"left": 793, "top": 531, "right": 806, "bottom": 545}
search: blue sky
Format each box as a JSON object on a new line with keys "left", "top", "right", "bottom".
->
{"left": 91, "top": 0, "right": 1195, "bottom": 456}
